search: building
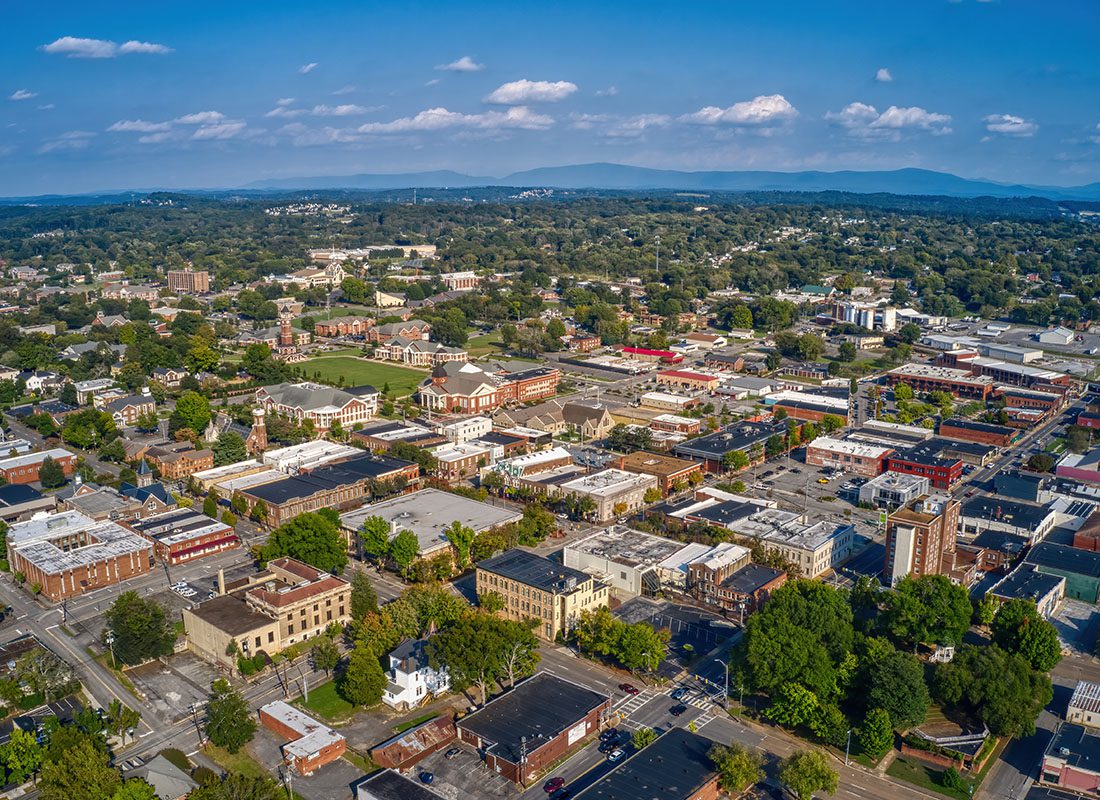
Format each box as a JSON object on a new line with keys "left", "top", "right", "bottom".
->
{"left": 713, "top": 564, "right": 787, "bottom": 616}
{"left": 556, "top": 469, "right": 659, "bottom": 522}
{"left": 58, "top": 482, "right": 143, "bottom": 521}
{"left": 884, "top": 494, "right": 962, "bottom": 585}
{"left": 967, "top": 357, "right": 1071, "bottom": 392}
{"left": 488, "top": 447, "right": 575, "bottom": 483}
{"left": 735, "top": 511, "right": 855, "bottom": 579}
{"left": 150, "top": 367, "right": 188, "bottom": 389}
{"left": 381, "top": 639, "right": 450, "bottom": 711}
{"left": 166, "top": 268, "right": 210, "bottom": 294}
{"left": 1037, "top": 326, "right": 1076, "bottom": 346}
{"left": 830, "top": 300, "right": 898, "bottom": 332}
{"left": 369, "top": 717, "right": 456, "bottom": 772}
{"left": 1067, "top": 681, "right": 1100, "bottom": 729}
{"left": 573, "top": 728, "right": 721, "bottom": 800}
{"left": 128, "top": 754, "right": 197, "bottom": 800}
{"left": 258, "top": 700, "right": 346, "bottom": 775}
{"left": 73, "top": 378, "right": 117, "bottom": 405}
{"left": 959, "top": 496, "right": 1058, "bottom": 542}
{"left": 455, "top": 672, "right": 610, "bottom": 786}
{"left": 339, "top": 488, "right": 521, "bottom": 560}
{"left": 563, "top": 527, "right": 693, "bottom": 596}
{"left": 656, "top": 369, "right": 721, "bottom": 392}
{"left": 768, "top": 390, "right": 849, "bottom": 425}
{"left": 440, "top": 270, "right": 480, "bottom": 291}
{"left": 613, "top": 451, "right": 702, "bottom": 497}
{"left": 254, "top": 382, "right": 379, "bottom": 432}
{"left": 938, "top": 418, "right": 1020, "bottom": 447}
{"left": 886, "top": 363, "right": 995, "bottom": 400}
{"left": 353, "top": 420, "right": 448, "bottom": 452}
{"left": 989, "top": 563, "right": 1065, "bottom": 617}
{"left": 237, "top": 453, "right": 419, "bottom": 527}
{"left": 672, "top": 420, "right": 787, "bottom": 474}
{"left": 618, "top": 346, "right": 683, "bottom": 365}
{"left": 805, "top": 437, "right": 891, "bottom": 478}
{"left": 886, "top": 443, "right": 964, "bottom": 490}
{"left": 638, "top": 391, "right": 700, "bottom": 412}
{"left": 686, "top": 542, "right": 753, "bottom": 603}
{"left": 126, "top": 507, "right": 238, "bottom": 565}
{"left": 368, "top": 319, "right": 431, "bottom": 343}
{"left": 650, "top": 414, "right": 701, "bottom": 435}
{"left": 262, "top": 440, "right": 361, "bottom": 473}
{"left": 858, "top": 472, "right": 930, "bottom": 509}
{"left": 0, "top": 449, "right": 77, "bottom": 485}
{"left": 183, "top": 557, "right": 350, "bottom": 667}
{"left": 377, "top": 337, "right": 468, "bottom": 367}
{"left": 1041, "top": 723, "right": 1100, "bottom": 793}
{"left": 314, "top": 316, "right": 372, "bottom": 338}
{"left": 476, "top": 549, "right": 609, "bottom": 641}
{"left": 1057, "top": 451, "right": 1100, "bottom": 485}
{"left": 1026, "top": 542, "right": 1100, "bottom": 603}
{"left": 6, "top": 511, "right": 152, "bottom": 601}
{"left": 418, "top": 362, "right": 561, "bottom": 414}
{"left": 144, "top": 443, "right": 215, "bottom": 480}
{"left": 975, "top": 342, "right": 1044, "bottom": 364}
{"left": 0, "top": 484, "right": 55, "bottom": 522}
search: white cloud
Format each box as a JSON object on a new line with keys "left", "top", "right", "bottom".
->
{"left": 278, "top": 123, "right": 363, "bottom": 147}
{"left": 436, "top": 56, "right": 484, "bottom": 72}
{"left": 108, "top": 119, "right": 172, "bottom": 132}
{"left": 117, "top": 40, "right": 173, "bottom": 55}
{"left": 984, "top": 113, "right": 1038, "bottom": 137}
{"left": 485, "top": 79, "right": 578, "bottom": 104}
{"left": 40, "top": 36, "right": 171, "bottom": 58}
{"left": 425, "top": 78, "right": 441, "bottom": 87}
{"left": 568, "top": 113, "right": 612, "bottom": 130}
{"left": 595, "top": 86, "right": 619, "bottom": 97}
{"left": 311, "top": 104, "right": 373, "bottom": 117}
{"left": 298, "top": 62, "right": 318, "bottom": 74}
{"left": 10, "top": 90, "right": 38, "bottom": 101}
{"left": 38, "top": 130, "right": 95, "bottom": 153}
{"left": 37, "top": 104, "right": 54, "bottom": 111}
{"left": 826, "top": 102, "right": 952, "bottom": 139}
{"left": 681, "top": 94, "right": 798, "bottom": 126}
{"left": 265, "top": 105, "right": 307, "bottom": 119}
{"left": 138, "top": 131, "right": 174, "bottom": 144}
{"left": 191, "top": 121, "right": 246, "bottom": 140}
{"left": 175, "top": 111, "right": 226, "bottom": 124}
{"left": 358, "top": 105, "right": 552, "bottom": 133}
{"left": 332, "top": 85, "right": 356, "bottom": 95}
{"left": 606, "top": 114, "right": 671, "bottom": 138}
{"left": 875, "top": 68, "right": 893, "bottom": 82}
{"left": 276, "top": 97, "right": 295, "bottom": 106}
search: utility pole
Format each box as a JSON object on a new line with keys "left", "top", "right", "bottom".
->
{"left": 844, "top": 728, "right": 852, "bottom": 766}
{"left": 713, "top": 657, "right": 729, "bottom": 709}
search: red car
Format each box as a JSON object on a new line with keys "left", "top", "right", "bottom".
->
{"left": 544, "top": 777, "right": 565, "bottom": 793}
{"left": 619, "top": 683, "right": 640, "bottom": 695}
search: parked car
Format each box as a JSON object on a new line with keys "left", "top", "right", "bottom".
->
{"left": 544, "top": 777, "right": 565, "bottom": 793}
{"left": 599, "top": 728, "right": 619, "bottom": 742}
{"left": 419, "top": 772, "right": 434, "bottom": 785}
{"left": 670, "top": 687, "right": 688, "bottom": 701}
{"left": 619, "top": 683, "right": 639, "bottom": 695}
{"left": 607, "top": 749, "right": 625, "bottom": 763}
{"left": 598, "top": 740, "right": 618, "bottom": 753}
{"left": 444, "top": 748, "right": 462, "bottom": 759}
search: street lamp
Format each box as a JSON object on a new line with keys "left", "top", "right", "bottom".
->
{"left": 844, "top": 728, "right": 852, "bottom": 766}
{"left": 105, "top": 631, "right": 116, "bottom": 669}
{"left": 713, "top": 658, "right": 729, "bottom": 709}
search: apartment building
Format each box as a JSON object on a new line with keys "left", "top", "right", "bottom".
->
{"left": 476, "top": 549, "right": 609, "bottom": 641}
{"left": 883, "top": 493, "right": 962, "bottom": 585}
{"left": 166, "top": 268, "right": 210, "bottom": 294}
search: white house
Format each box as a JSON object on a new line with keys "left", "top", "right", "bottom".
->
{"left": 382, "top": 639, "right": 450, "bottom": 711}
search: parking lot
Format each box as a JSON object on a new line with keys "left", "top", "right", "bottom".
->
{"left": 1052, "top": 600, "right": 1100, "bottom": 654}
{"left": 412, "top": 742, "right": 518, "bottom": 799}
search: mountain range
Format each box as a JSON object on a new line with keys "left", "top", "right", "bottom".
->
{"left": 246, "top": 163, "right": 1100, "bottom": 201}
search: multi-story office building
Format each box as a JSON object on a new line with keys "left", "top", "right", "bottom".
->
{"left": 167, "top": 268, "right": 210, "bottom": 294}
{"left": 883, "top": 493, "right": 962, "bottom": 585}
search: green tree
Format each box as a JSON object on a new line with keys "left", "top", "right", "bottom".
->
{"left": 338, "top": 647, "right": 387, "bottom": 706}
{"left": 723, "top": 450, "right": 750, "bottom": 472}
{"left": 0, "top": 727, "right": 42, "bottom": 785}
{"left": 991, "top": 598, "right": 1063, "bottom": 671}
{"left": 170, "top": 391, "right": 212, "bottom": 435}
{"left": 97, "top": 439, "right": 127, "bottom": 463}
{"left": 204, "top": 679, "right": 256, "bottom": 753}
{"left": 260, "top": 508, "right": 348, "bottom": 574}
{"left": 643, "top": 487, "right": 662, "bottom": 503}
{"left": 974, "top": 594, "right": 999, "bottom": 627}
{"left": 104, "top": 698, "right": 141, "bottom": 744}
{"left": 779, "top": 750, "right": 838, "bottom": 800}
{"left": 38, "top": 456, "right": 67, "bottom": 488}
{"left": 388, "top": 529, "right": 421, "bottom": 577}
{"left": 1027, "top": 453, "right": 1055, "bottom": 473}
{"left": 768, "top": 682, "right": 820, "bottom": 728}
{"left": 110, "top": 780, "right": 158, "bottom": 800}
{"left": 857, "top": 707, "right": 894, "bottom": 760}
{"left": 631, "top": 728, "right": 658, "bottom": 749}
{"left": 709, "top": 743, "right": 763, "bottom": 794}
{"left": 445, "top": 520, "right": 476, "bottom": 570}
{"left": 479, "top": 591, "right": 505, "bottom": 613}
{"left": 350, "top": 570, "right": 378, "bottom": 619}
{"left": 189, "top": 774, "right": 282, "bottom": 800}
{"left": 104, "top": 592, "right": 175, "bottom": 665}
{"left": 1066, "top": 425, "right": 1092, "bottom": 454}
{"left": 38, "top": 735, "right": 120, "bottom": 800}
{"left": 837, "top": 341, "right": 857, "bottom": 362}
{"left": 212, "top": 432, "right": 247, "bottom": 467}
{"left": 894, "top": 383, "right": 914, "bottom": 401}
{"left": 202, "top": 494, "right": 218, "bottom": 518}
{"left": 358, "top": 515, "right": 391, "bottom": 567}
{"left": 883, "top": 575, "right": 971, "bottom": 647}
{"left": 866, "top": 651, "right": 931, "bottom": 728}
{"left": 311, "top": 637, "right": 341, "bottom": 676}
{"left": 615, "top": 620, "right": 670, "bottom": 673}
{"left": 898, "top": 323, "right": 921, "bottom": 343}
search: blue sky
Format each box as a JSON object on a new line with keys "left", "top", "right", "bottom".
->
{"left": 2, "top": 0, "right": 1099, "bottom": 195}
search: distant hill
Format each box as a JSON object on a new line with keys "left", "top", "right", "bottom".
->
{"left": 246, "top": 163, "right": 1100, "bottom": 200}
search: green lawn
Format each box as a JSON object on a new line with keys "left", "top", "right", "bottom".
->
{"left": 297, "top": 680, "right": 356, "bottom": 722}
{"left": 393, "top": 712, "right": 437, "bottom": 734}
{"left": 1046, "top": 437, "right": 1067, "bottom": 454}
{"left": 300, "top": 357, "right": 425, "bottom": 395}
{"left": 202, "top": 744, "right": 269, "bottom": 780}
{"left": 466, "top": 331, "right": 505, "bottom": 357}
{"left": 886, "top": 755, "right": 973, "bottom": 800}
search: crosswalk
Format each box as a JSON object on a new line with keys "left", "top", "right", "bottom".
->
{"left": 612, "top": 681, "right": 726, "bottom": 732}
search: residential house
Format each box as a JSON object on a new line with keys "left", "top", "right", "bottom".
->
{"left": 382, "top": 639, "right": 450, "bottom": 711}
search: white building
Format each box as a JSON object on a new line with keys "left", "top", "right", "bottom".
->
{"left": 563, "top": 526, "right": 692, "bottom": 595}
{"left": 557, "top": 469, "right": 658, "bottom": 522}
{"left": 381, "top": 639, "right": 450, "bottom": 711}
{"left": 262, "top": 441, "right": 361, "bottom": 473}
{"left": 1037, "top": 326, "right": 1075, "bottom": 346}
{"left": 439, "top": 416, "right": 493, "bottom": 444}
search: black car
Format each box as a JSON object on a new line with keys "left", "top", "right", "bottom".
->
{"left": 599, "top": 728, "right": 618, "bottom": 742}
{"left": 598, "top": 740, "right": 618, "bottom": 753}
{"left": 669, "top": 704, "right": 687, "bottom": 716}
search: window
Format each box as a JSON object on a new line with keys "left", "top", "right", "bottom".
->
{"left": 267, "top": 632, "right": 274, "bottom": 643}
{"left": 288, "top": 624, "right": 294, "bottom": 634}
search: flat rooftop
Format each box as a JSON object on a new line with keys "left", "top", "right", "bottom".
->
{"left": 567, "top": 526, "right": 689, "bottom": 568}
{"left": 457, "top": 673, "right": 607, "bottom": 765}
{"left": 242, "top": 453, "right": 414, "bottom": 504}
{"left": 991, "top": 562, "right": 1065, "bottom": 602}
{"left": 260, "top": 700, "right": 344, "bottom": 760}
{"left": 339, "top": 489, "right": 521, "bottom": 554}
{"left": 889, "top": 363, "right": 995, "bottom": 385}
{"left": 127, "top": 507, "right": 234, "bottom": 548}
{"left": 0, "top": 448, "right": 74, "bottom": 470}
{"left": 9, "top": 511, "right": 151, "bottom": 575}
{"left": 559, "top": 468, "right": 654, "bottom": 497}
{"left": 1047, "top": 723, "right": 1100, "bottom": 772}
{"left": 808, "top": 436, "right": 892, "bottom": 459}
{"left": 573, "top": 728, "right": 717, "bottom": 800}
{"left": 617, "top": 451, "right": 699, "bottom": 477}
{"left": 190, "top": 460, "right": 264, "bottom": 483}
{"left": 861, "top": 471, "right": 930, "bottom": 491}
{"left": 477, "top": 549, "right": 591, "bottom": 593}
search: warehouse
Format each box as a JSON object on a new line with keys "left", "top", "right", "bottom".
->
{"left": 959, "top": 496, "right": 1058, "bottom": 543}
{"left": 456, "top": 672, "right": 610, "bottom": 786}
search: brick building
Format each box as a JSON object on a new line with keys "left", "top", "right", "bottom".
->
{"left": 314, "top": 316, "right": 372, "bottom": 337}
{"left": 573, "top": 728, "right": 721, "bottom": 800}
{"left": 886, "top": 443, "right": 964, "bottom": 490}
{"left": 102, "top": 392, "right": 156, "bottom": 427}
{"left": 6, "top": 511, "right": 152, "bottom": 601}
{"left": 886, "top": 363, "right": 995, "bottom": 400}
{"left": 656, "top": 369, "right": 721, "bottom": 392}
{"left": 166, "top": 268, "right": 210, "bottom": 294}
{"left": 712, "top": 564, "right": 787, "bottom": 616}
{"left": 938, "top": 418, "right": 1020, "bottom": 447}
{"left": 259, "top": 700, "right": 346, "bottom": 775}
{"left": 614, "top": 451, "right": 703, "bottom": 496}
{"left": 255, "top": 382, "right": 379, "bottom": 432}
{"left": 456, "top": 673, "right": 610, "bottom": 786}
{"left": 144, "top": 444, "right": 215, "bottom": 480}
{"left": 806, "top": 437, "right": 891, "bottom": 478}
{"left": 884, "top": 494, "right": 962, "bottom": 585}
{"left": 418, "top": 362, "right": 560, "bottom": 414}
{"left": 126, "top": 507, "right": 238, "bottom": 565}
{"left": 650, "top": 414, "right": 701, "bottom": 435}
{"left": 0, "top": 449, "right": 77, "bottom": 485}
{"left": 367, "top": 319, "right": 431, "bottom": 343}
{"left": 618, "top": 347, "right": 683, "bottom": 365}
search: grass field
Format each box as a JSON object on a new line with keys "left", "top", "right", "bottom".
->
{"left": 886, "top": 755, "right": 972, "bottom": 800}
{"left": 465, "top": 330, "right": 505, "bottom": 357}
{"left": 300, "top": 356, "right": 425, "bottom": 395}
{"left": 297, "top": 680, "right": 357, "bottom": 721}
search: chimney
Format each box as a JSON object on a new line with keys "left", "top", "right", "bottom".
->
{"left": 217, "top": 568, "right": 225, "bottom": 595}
